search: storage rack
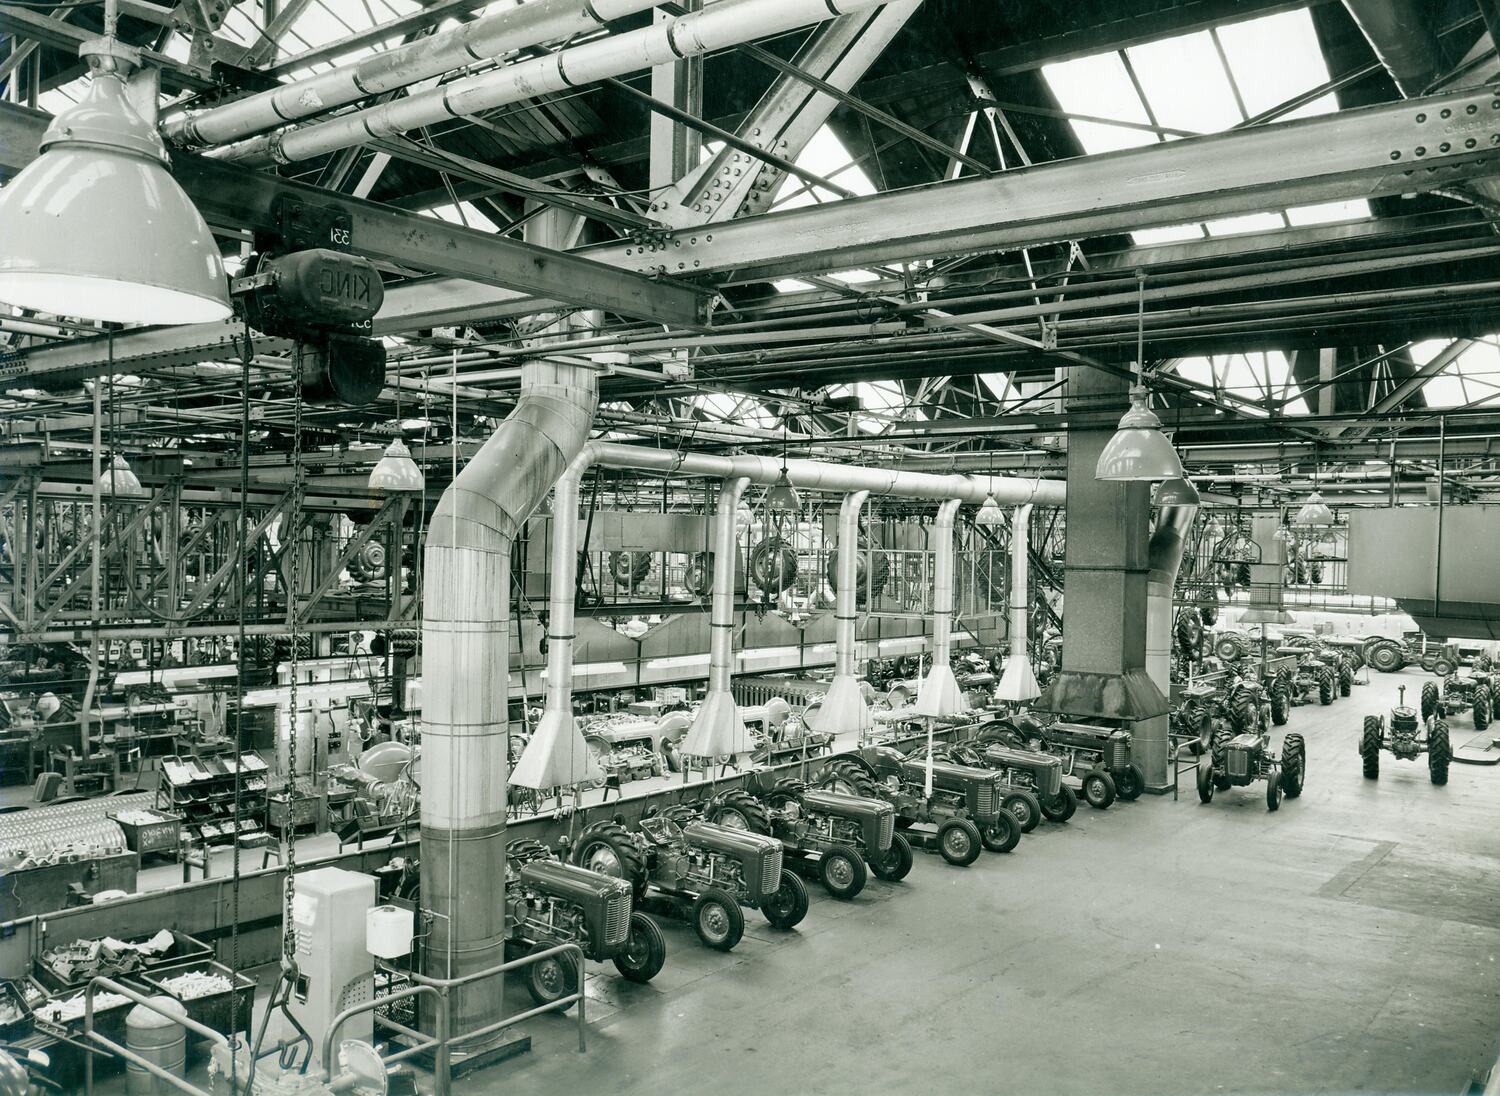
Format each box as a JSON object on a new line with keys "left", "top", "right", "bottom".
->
{"left": 155, "top": 753, "right": 269, "bottom": 845}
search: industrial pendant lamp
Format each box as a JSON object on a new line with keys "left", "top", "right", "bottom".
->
{"left": 368, "top": 439, "right": 425, "bottom": 493}
{"left": 766, "top": 414, "right": 801, "bottom": 513}
{"left": 1294, "top": 489, "right": 1334, "bottom": 527}
{"left": 0, "top": 1, "right": 231, "bottom": 326}
{"left": 1153, "top": 477, "right": 1200, "bottom": 506}
{"left": 1095, "top": 272, "right": 1185, "bottom": 482}
{"left": 97, "top": 453, "right": 148, "bottom": 498}
{"left": 974, "top": 494, "right": 1005, "bottom": 526}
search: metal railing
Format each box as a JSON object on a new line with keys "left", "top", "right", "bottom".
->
{"left": 83, "top": 976, "right": 229, "bottom": 1096}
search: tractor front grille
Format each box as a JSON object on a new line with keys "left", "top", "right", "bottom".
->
{"left": 975, "top": 784, "right": 994, "bottom": 816}
{"left": 877, "top": 813, "right": 894, "bottom": 849}
{"left": 1227, "top": 748, "right": 1249, "bottom": 779}
{"left": 761, "top": 846, "right": 783, "bottom": 894}
{"left": 1107, "top": 739, "right": 1129, "bottom": 770}
{"left": 603, "top": 893, "right": 630, "bottom": 946}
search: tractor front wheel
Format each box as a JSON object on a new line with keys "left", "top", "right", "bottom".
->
{"left": 762, "top": 869, "right": 810, "bottom": 930}
{"left": 613, "top": 913, "right": 667, "bottom": 984}
{"left": 818, "top": 844, "right": 867, "bottom": 900}
{"left": 1196, "top": 760, "right": 1215, "bottom": 803}
{"left": 1081, "top": 768, "right": 1117, "bottom": 810}
{"left": 1115, "top": 763, "right": 1145, "bottom": 802}
{"left": 525, "top": 946, "right": 580, "bottom": 1008}
{"left": 1001, "top": 789, "right": 1042, "bottom": 833}
{"left": 1040, "top": 785, "right": 1077, "bottom": 823}
{"left": 1265, "top": 764, "right": 1283, "bottom": 812}
{"left": 1360, "top": 716, "right": 1382, "bottom": 779}
{"left": 692, "top": 888, "right": 745, "bottom": 951}
{"left": 1429, "top": 719, "right": 1452, "bottom": 786}
{"left": 980, "top": 812, "right": 1021, "bottom": 853}
{"left": 937, "top": 818, "right": 983, "bottom": 866}
{"left": 868, "top": 832, "right": 913, "bottom": 881}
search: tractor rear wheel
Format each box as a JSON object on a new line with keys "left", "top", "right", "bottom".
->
{"left": 819, "top": 760, "right": 880, "bottom": 799}
{"left": 1001, "top": 789, "right": 1041, "bottom": 833}
{"left": 1265, "top": 764, "right": 1283, "bottom": 812}
{"left": 1339, "top": 662, "right": 1354, "bottom": 697}
{"left": 1115, "top": 763, "right": 1145, "bottom": 802}
{"left": 1270, "top": 685, "right": 1290, "bottom": 727}
{"left": 1429, "top": 719, "right": 1452, "bottom": 786}
{"left": 1433, "top": 658, "right": 1457, "bottom": 678}
{"left": 1196, "top": 760, "right": 1215, "bottom": 803}
{"left": 692, "top": 888, "right": 745, "bottom": 951}
{"left": 1080, "top": 768, "right": 1117, "bottom": 810}
{"left": 1367, "top": 641, "right": 1404, "bottom": 673}
{"left": 937, "top": 818, "right": 983, "bottom": 866}
{"left": 980, "top": 811, "right": 1021, "bottom": 853}
{"left": 1421, "top": 681, "right": 1439, "bottom": 722}
{"left": 573, "top": 824, "right": 649, "bottom": 900}
{"left": 708, "top": 791, "right": 772, "bottom": 835}
{"left": 525, "top": 946, "right": 580, "bottom": 1008}
{"left": 818, "top": 844, "right": 867, "bottom": 900}
{"left": 1281, "top": 734, "right": 1306, "bottom": 798}
{"left": 1360, "top": 716, "right": 1382, "bottom": 779}
{"left": 1040, "top": 784, "right": 1077, "bottom": 822}
{"left": 613, "top": 913, "right": 667, "bottom": 984}
{"left": 762, "top": 869, "right": 809, "bottom": 929}
{"left": 1474, "top": 688, "right": 1491, "bottom": 730}
{"left": 1318, "top": 669, "right": 1335, "bottom": 706}
{"left": 869, "top": 832, "right": 913, "bottom": 881}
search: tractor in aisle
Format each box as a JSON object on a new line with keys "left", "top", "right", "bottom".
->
{"left": 1196, "top": 712, "right": 1306, "bottom": 811}
{"left": 1363, "top": 636, "right": 1458, "bottom": 676}
{"left": 816, "top": 747, "right": 1021, "bottom": 866}
{"left": 701, "top": 783, "right": 909, "bottom": 899}
{"left": 1276, "top": 645, "right": 1340, "bottom": 707}
{"left": 1429, "top": 670, "right": 1494, "bottom": 730}
{"left": 503, "top": 839, "right": 667, "bottom": 1006}
{"left": 1360, "top": 685, "right": 1452, "bottom": 784}
{"left": 568, "top": 807, "right": 807, "bottom": 952}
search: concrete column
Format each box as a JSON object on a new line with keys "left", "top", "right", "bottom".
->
{"left": 1240, "top": 512, "right": 1290, "bottom": 624}
{"left": 1037, "top": 369, "right": 1169, "bottom": 772}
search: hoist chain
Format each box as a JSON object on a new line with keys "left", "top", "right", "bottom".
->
{"left": 281, "top": 376, "right": 303, "bottom": 963}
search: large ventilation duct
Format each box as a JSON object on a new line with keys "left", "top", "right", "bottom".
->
{"left": 511, "top": 448, "right": 604, "bottom": 791}
{"left": 811, "top": 490, "right": 874, "bottom": 735}
{"left": 1340, "top": 0, "right": 1445, "bottom": 98}
{"left": 1145, "top": 501, "right": 1199, "bottom": 695}
{"left": 164, "top": 0, "right": 659, "bottom": 148}
{"left": 996, "top": 504, "right": 1040, "bottom": 703}
{"left": 679, "top": 477, "right": 755, "bottom": 759}
{"left": 420, "top": 358, "right": 596, "bottom": 1038}
{"left": 915, "top": 498, "right": 966, "bottom": 717}
{"left": 221, "top": 0, "right": 893, "bottom": 165}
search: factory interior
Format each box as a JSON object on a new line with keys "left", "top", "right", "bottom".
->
{"left": 1, "top": 0, "right": 1499, "bottom": 1092}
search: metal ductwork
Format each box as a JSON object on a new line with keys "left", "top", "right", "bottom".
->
{"left": 419, "top": 358, "right": 596, "bottom": 1038}
{"left": 165, "top": 0, "right": 660, "bottom": 148}
{"left": 810, "top": 490, "right": 874, "bottom": 735}
{"left": 221, "top": 0, "right": 894, "bottom": 165}
{"left": 1340, "top": 0, "right": 1445, "bottom": 97}
{"left": 996, "top": 504, "right": 1040, "bottom": 703}
{"left": 680, "top": 477, "right": 755, "bottom": 759}
{"left": 511, "top": 447, "right": 603, "bottom": 791}
{"left": 914, "top": 498, "right": 966, "bottom": 717}
{"left": 1140, "top": 498, "right": 1199, "bottom": 788}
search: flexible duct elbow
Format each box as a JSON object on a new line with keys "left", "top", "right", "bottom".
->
{"left": 1145, "top": 502, "right": 1199, "bottom": 693}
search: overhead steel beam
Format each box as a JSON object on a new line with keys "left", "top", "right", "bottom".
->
{"left": 0, "top": 4, "right": 219, "bottom": 92}
{"left": 0, "top": 102, "right": 708, "bottom": 330}
{"left": 375, "top": 85, "right": 1500, "bottom": 328}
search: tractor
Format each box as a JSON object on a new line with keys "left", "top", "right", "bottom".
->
{"left": 1280, "top": 634, "right": 1355, "bottom": 697}
{"left": 816, "top": 747, "right": 1021, "bottom": 866}
{"left": 702, "top": 783, "right": 909, "bottom": 899}
{"left": 915, "top": 727, "right": 1076, "bottom": 826}
{"left": 1431, "top": 670, "right": 1493, "bottom": 729}
{"left": 1276, "top": 646, "right": 1339, "bottom": 707}
{"left": 582, "top": 724, "right": 663, "bottom": 785}
{"left": 1363, "top": 636, "right": 1458, "bottom": 676}
{"left": 1360, "top": 685, "right": 1451, "bottom": 784}
{"left": 503, "top": 840, "right": 667, "bottom": 1006}
{"left": 994, "top": 714, "right": 1142, "bottom": 809}
{"left": 1196, "top": 712, "right": 1305, "bottom": 811}
{"left": 568, "top": 807, "right": 807, "bottom": 952}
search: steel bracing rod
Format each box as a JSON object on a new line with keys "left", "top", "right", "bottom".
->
{"left": 375, "top": 85, "right": 1500, "bottom": 327}
{"left": 181, "top": 490, "right": 296, "bottom": 617}
{"left": 29, "top": 490, "right": 173, "bottom": 632}
{"left": 295, "top": 496, "right": 403, "bottom": 625}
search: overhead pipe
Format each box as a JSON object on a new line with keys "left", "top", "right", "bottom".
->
{"left": 996, "top": 504, "right": 1040, "bottom": 703}
{"left": 219, "top": 0, "right": 895, "bottom": 165}
{"left": 915, "top": 498, "right": 966, "bottom": 717}
{"left": 510, "top": 448, "right": 603, "bottom": 791}
{"left": 164, "top": 0, "right": 660, "bottom": 148}
{"left": 420, "top": 358, "right": 596, "bottom": 1039}
{"left": 810, "top": 490, "right": 873, "bottom": 736}
{"left": 679, "top": 477, "right": 754, "bottom": 759}
{"left": 1340, "top": 0, "right": 1445, "bottom": 97}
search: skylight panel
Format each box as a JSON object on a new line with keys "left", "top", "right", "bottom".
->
{"left": 1285, "top": 200, "right": 1373, "bottom": 226}
{"left": 1205, "top": 211, "right": 1287, "bottom": 236}
{"left": 1132, "top": 224, "right": 1206, "bottom": 246}
{"left": 1041, "top": 53, "right": 1155, "bottom": 154}
{"left": 1125, "top": 31, "right": 1241, "bottom": 135}
{"left": 1214, "top": 8, "right": 1336, "bottom": 121}
{"left": 772, "top": 126, "right": 877, "bottom": 211}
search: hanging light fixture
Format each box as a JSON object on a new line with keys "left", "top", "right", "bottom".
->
{"left": 369, "top": 438, "right": 425, "bottom": 494}
{"left": 766, "top": 411, "right": 801, "bottom": 513}
{"left": 1096, "top": 272, "right": 1185, "bottom": 482}
{"left": 0, "top": 3, "right": 231, "bottom": 326}
{"left": 974, "top": 494, "right": 1005, "bottom": 526}
{"left": 1153, "top": 477, "right": 1200, "bottom": 506}
{"left": 97, "top": 453, "right": 148, "bottom": 498}
{"left": 1294, "top": 489, "right": 1334, "bottom": 527}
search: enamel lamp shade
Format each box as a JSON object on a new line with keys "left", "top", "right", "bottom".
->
{"left": 368, "top": 439, "right": 425, "bottom": 493}
{"left": 1095, "top": 387, "right": 1185, "bottom": 482}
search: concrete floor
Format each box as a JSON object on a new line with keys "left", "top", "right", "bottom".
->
{"left": 462, "top": 666, "right": 1500, "bottom": 1096}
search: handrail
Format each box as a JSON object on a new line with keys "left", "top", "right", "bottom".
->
{"left": 323, "top": 984, "right": 447, "bottom": 1096}
{"left": 83, "top": 976, "right": 229, "bottom": 1096}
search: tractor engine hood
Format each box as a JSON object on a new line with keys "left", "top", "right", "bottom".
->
{"left": 519, "top": 859, "right": 632, "bottom": 905}
{"left": 684, "top": 820, "right": 783, "bottom": 857}
{"left": 800, "top": 789, "right": 894, "bottom": 820}
{"left": 900, "top": 759, "right": 1002, "bottom": 793}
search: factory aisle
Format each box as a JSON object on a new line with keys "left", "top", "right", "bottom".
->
{"left": 470, "top": 666, "right": 1500, "bottom": 1096}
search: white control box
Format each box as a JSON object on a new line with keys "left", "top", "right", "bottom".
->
{"left": 288, "top": 866, "right": 377, "bottom": 1067}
